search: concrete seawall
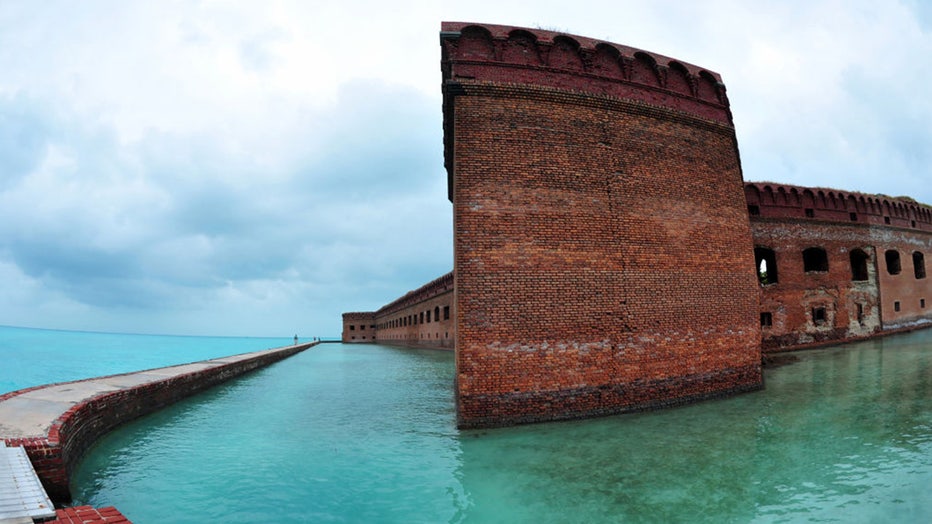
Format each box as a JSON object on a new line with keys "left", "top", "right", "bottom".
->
{"left": 0, "top": 342, "right": 316, "bottom": 503}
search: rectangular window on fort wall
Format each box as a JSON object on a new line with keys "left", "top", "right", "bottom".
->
{"left": 812, "top": 307, "right": 827, "bottom": 326}
{"left": 443, "top": 306, "right": 450, "bottom": 320}
{"left": 760, "top": 312, "right": 772, "bottom": 327}
{"left": 886, "top": 250, "right": 902, "bottom": 275}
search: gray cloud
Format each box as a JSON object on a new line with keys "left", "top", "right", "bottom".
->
{"left": 0, "top": 0, "right": 927, "bottom": 336}
{"left": 0, "top": 76, "right": 449, "bottom": 333}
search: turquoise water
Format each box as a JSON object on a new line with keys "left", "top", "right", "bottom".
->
{"left": 62, "top": 330, "right": 932, "bottom": 523}
{"left": 4, "top": 326, "right": 932, "bottom": 522}
{"left": 0, "top": 325, "right": 293, "bottom": 394}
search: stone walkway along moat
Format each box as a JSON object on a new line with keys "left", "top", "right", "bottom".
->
{"left": 0, "top": 342, "right": 315, "bottom": 523}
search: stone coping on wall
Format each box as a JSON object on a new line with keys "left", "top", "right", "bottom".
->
{"left": 1, "top": 342, "right": 316, "bottom": 505}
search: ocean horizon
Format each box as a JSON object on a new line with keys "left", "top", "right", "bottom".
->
{"left": 0, "top": 324, "right": 301, "bottom": 395}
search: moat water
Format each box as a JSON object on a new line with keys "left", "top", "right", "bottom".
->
{"left": 3, "top": 326, "right": 932, "bottom": 522}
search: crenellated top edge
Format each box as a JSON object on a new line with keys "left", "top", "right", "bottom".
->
{"left": 745, "top": 181, "right": 932, "bottom": 230}
{"left": 441, "top": 21, "right": 724, "bottom": 83}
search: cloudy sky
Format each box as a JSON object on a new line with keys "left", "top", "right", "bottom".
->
{"left": 0, "top": 1, "right": 929, "bottom": 337}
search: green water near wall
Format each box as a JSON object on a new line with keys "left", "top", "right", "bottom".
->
{"left": 71, "top": 331, "right": 932, "bottom": 523}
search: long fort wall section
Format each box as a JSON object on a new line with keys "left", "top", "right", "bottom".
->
{"left": 342, "top": 272, "right": 454, "bottom": 349}
{"left": 746, "top": 183, "right": 932, "bottom": 350}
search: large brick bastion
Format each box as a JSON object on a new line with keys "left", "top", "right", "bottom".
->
{"left": 347, "top": 22, "right": 766, "bottom": 429}
{"left": 343, "top": 22, "right": 932, "bottom": 429}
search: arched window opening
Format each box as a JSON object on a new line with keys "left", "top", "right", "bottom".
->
{"left": 886, "top": 250, "right": 902, "bottom": 275}
{"left": 754, "top": 247, "right": 778, "bottom": 285}
{"left": 803, "top": 247, "right": 829, "bottom": 273}
{"left": 850, "top": 249, "right": 870, "bottom": 281}
{"left": 914, "top": 251, "right": 926, "bottom": 279}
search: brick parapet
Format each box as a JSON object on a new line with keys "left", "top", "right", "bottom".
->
{"left": 440, "top": 22, "right": 730, "bottom": 122}
{"left": 375, "top": 272, "right": 454, "bottom": 317}
{"left": 746, "top": 182, "right": 932, "bottom": 232}
{"left": 2, "top": 343, "right": 314, "bottom": 503}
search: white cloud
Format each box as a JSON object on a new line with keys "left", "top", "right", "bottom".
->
{"left": 0, "top": 0, "right": 928, "bottom": 336}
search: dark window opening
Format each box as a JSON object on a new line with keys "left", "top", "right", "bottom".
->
{"left": 360, "top": 325, "right": 365, "bottom": 330}
{"left": 914, "top": 251, "right": 926, "bottom": 279}
{"left": 435, "top": 306, "right": 440, "bottom": 322}
{"left": 857, "top": 303, "right": 864, "bottom": 325}
{"left": 443, "top": 306, "right": 450, "bottom": 320}
{"left": 921, "top": 299, "right": 926, "bottom": 309}
{"left": 755, "top": 247, "right": 778, "bottom": 284}
{"left": 420, "top": 312, "right": 425, "bottom": 324}
{"left": 427, "top": 310, "right": 431, "bottom": 323}
{"left": 886, "top": 250, "right": 902, "bottom": 275}
{"left": 850, "top": 249, "right": 870, "bottom": 281}
{"left": 894, "top": 301, "right": 901, "bottom": 312}
{"left": 805, "top": 208, "right": 815, "bottom": 218}
{"left": 760, "top": 312, "right": 773, "bottom": 327}
{"left": 912, "top": 220, "right": 917, "bottom": 228}
{"left": 748, "top": 205, "right": 761, "bottom": 216}
{"left": 812, "top": 307, "right": 827, "bottom": 326}
{"left": 803, "top": 247, "right": 829, "bottom": 273}
{"left": 885, "top": 216, "right": 891, "bottom": 224}
{"left": 350, "top": 325, "right": 355, "bottom": 331}
{"left": 850, "top": 212, "right": 858, "bottom": 222}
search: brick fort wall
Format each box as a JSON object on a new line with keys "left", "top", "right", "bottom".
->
{"left": 747, "top": 183, "right": 932, "bottom": 350}
{"left": 342, "top": 272, "right": 454, "bottom": 350}
{"left": 441, "top": 22, "right": 762, "bottom": 428}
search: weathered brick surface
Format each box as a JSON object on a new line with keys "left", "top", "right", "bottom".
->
{"left": 442, "top": 23, "right": 762, "bottom": 428}
{"left": 747, "top": 183, "right": 932, "bottom": 350}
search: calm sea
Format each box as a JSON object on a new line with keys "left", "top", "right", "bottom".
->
{"left": 0, "top": 325, "right": 294, "bottom": 395}
{"left": 4, "top": 325, "right": 932, "bottom": 522}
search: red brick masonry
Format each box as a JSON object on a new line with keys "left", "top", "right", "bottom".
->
{"left": 47, "top": 505, "right": 130, "bottom": 523}
{"left": 441, "top": 23, "right": 761, "bottom": 428}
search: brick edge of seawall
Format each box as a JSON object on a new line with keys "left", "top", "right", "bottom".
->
{"left": 3, "top": 342, "right": 317, "bottom": 506}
